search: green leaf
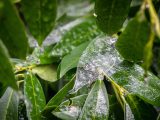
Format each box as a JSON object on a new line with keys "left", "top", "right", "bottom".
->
{"left": 24, "top": 72, "right": 46, "bottom": 120}
{"left": 52, "top": 94, "right": 87, "bottom": 120}
{"left": 125, "top": 94, "right": 157, "bottom": 120}
{"left": 0, "top": 87, "right": 19, "bottom": 120}
{"left": 78, "top": 80, "right": 109, "bottom": 120}
{"left": 50, "top": 17, "right": 102, "bottom": 58}
{"left": 21, "top": 0, "right": 57, "bottom": 45}
{"left": 0, "top": 40, "right": 17, "bottom": 89}
{"left": 59, "top": 41, "right": 89, "bottom": 79}
{"left": 32, "top": 64, "right": 57, "bottom": 82}
{"left": 28, "top": 17, "right": 102, "bottom": 64}
{"left": 72, "top": 35, "right": 160, "bottom": 106}
{"left": 108, "top": 95, "right": 124, "bottom": 120}
{"left": 42, "top": 78, "right": 74, "bottom": 116}
{"left": 0, "top": 0, "right": 28, "bottom": 59}
{"left": 116, "top": 12, "right": 150, "bottom": 62}
{"left": 95, "top": 0, "right": 131, "bottom": 34}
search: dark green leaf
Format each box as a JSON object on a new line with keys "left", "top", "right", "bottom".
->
{"left": 59, "top": 41, "right": 89, "bottom": 79}
{"left": 32, "top": 64, "right": 57, "bottom": 82}
{"left": 42, "top": 78, "right": 74, "bottom": 115}
{"left": 108, "top": 95, "right": 124, "bottom": 120}
{"left": 52, "top": 94, "right": 87, "bottom": 120}
{"left": 72, "top": 36, "right": 160, "bottom": 106}
{"left": 0, "top": 87, "right": 18, "bottom": 120}
{"left": 21, "top": 0, "right": 57, "bottom": 45}
{"left": 24, "top": 72, "right": 46, "bottom": 120}
{"left": 0, "top": 40, "right": 17, "bottom": 89}
{"left": 95, "top": 0, "right": 131, "bottom": 34}
{"left": 78, "top": 80, "right": 109, "bottom": 120}
{"left": 0, "top": 0, "right": 28, "bottom": 59}
{"left": 116, "top": 12, "right": 150, "bottom": 62}
{"left": 125, "top": 94, "right": 157, "bottom": 120}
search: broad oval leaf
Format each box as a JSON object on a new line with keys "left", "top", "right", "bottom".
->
{"left": 0, "top": 0, "right": 28, "bottom": 59}
{"left": 32, "top": 64, "right": 57, "bottom": 82}
{"left": 95, "top": 0, "right": 131, "bottom": 34}
{"left": 59, "top": 41, "right": 90, "bottom": 79}
{"left": 72, "top": 35, "right": 160, "bottom": 106}
{"left": 24, "top": 72, "right": 46, "bottom": 120}
{"left": 0, "top": 87, "right": 19, "bottom": 120}
{"left": 0, "top": 40, "right": 17, "bottom": 89}
{"left": 116, "top": 12, "right": 150, "bottom": 62}
{"left": 21, "top": 0, "right": 57, "bottom": 45}
{"left": 78, "top": 80, "right": 109, "bottom": 120}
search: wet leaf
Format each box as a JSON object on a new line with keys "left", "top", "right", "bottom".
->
{"left": 32, "top": 64, "right": 57, "bottom": 82}
{"left": 50, "top": 17, "right": 102, "bottom": 58}
{"left": 59, "top": 41, "right": 89, "bottom": 79}
{"left": 0, "top": 87, "right": 19, "bottom": 120}
{"left": 116, "top": 12, "right": 150, "bottom": 62}
{"left": 42, "top": 78, "right": 74, "bottom": 116}
{"left": 72, "top": 35, "right": 160, "bottom": 106}
{"left": 21, "top": 0, "right": 57, "bottom": 45}
{"left": 78, "top": 80, "right": 109, "bottom": 120}
{"left": 28, "top": 17, "right": 102, "bottom": 64}
{"left": 125, "top": 94, "right": 157, "bottom": 120}
{"left": 0, "top": 40, "right": 17, "bottom": 89}
{"left": 95, "top": 0, "right": 131, "bottom": 34}
{"left": 52, "top": 94, "right": 87, "bottom": 120}
{"left": 0, "top": 0, "right": 28, "bottom": 59}
{"left": 24, "top": 72, "right": 46, "bottom": 120}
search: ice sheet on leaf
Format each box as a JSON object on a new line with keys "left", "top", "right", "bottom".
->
{"left": 73, "top": 35, "right": 122, "bottom": 91}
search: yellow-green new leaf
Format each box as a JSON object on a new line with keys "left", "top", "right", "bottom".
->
{"left": 32, "top": 65, "right": 57, "bottom": 82}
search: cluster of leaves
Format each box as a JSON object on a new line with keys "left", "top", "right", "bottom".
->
{"left": 0, "top": 0, "right": 160, "bottom": 120}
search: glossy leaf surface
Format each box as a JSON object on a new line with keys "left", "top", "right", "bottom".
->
{"left": 95, "top": 0, "right": 131, "bottom": 34}
{"left": 24, "top": 72, "right": 46, "bottom": 120}
{"left": 21, "top": 0, "right": 57, "bottom": 45}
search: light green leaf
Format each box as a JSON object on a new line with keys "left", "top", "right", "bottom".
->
{"left": 0, "top": 87, "right": 18, "bottom": 120}
{"left": 116, "top": 11, "right": 150, "bottom": 62}
{"left": 0, "top": 0, "right": 28, "bottom": 59}
{"left": 95, "top": 0, "right": 131, "bottom": 34}
{"left": 21, "top": 0, "right": 57, "bottom": 45}
{"left": 52, "top": 94, "right": 87, "bottom": 120}
{"left": 32, "top": 64, "right": 57, "bottom": 82}
{"left": 72, "top": 35, "right": 160, "bottom": 106}
{"left": 78, "top": 80, "right": 109, "bottom": 120}
{"left": 0, "top": 40, "right": 17, "bottom": 89}
{"left": 59, "top": 41, "right": 89, "bottom": 79}
{"left": 24, "top": 72, "right": 46, "bottom": 120}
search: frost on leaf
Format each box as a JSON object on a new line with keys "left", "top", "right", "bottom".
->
{"left": 72, "top": 35, "right": 122, "bottom": 92}
{"left": 72, "top": 35, "right": 160, "bottom": 107}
